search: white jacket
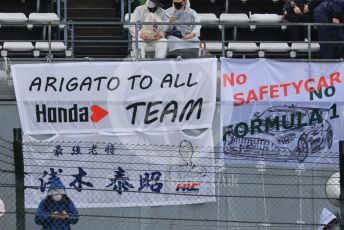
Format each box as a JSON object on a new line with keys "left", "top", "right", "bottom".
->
{"left": 129, "top": 5, "right": 170, "bottom": 38}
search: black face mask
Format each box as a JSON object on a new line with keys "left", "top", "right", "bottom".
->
{"left": 147, "top": 7, "right": 157, "bottom": 13}
{"left": 174, "top": 2, "right": 183, "bottom": 10}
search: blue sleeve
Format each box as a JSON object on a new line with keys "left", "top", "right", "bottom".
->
{"left": 35, "top": 200, "right": 53, "bottom": 225}
{"left": 67, "top": 200, "right": 79, "bottom": 225}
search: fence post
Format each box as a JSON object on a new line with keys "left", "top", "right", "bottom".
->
{"left": 13, "top": 128, "right": 25, "bottom": 230}
{"left": 340, "top": 141, "right": 344, "bottom": 230}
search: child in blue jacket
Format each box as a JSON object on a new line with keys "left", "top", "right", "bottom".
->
{"left": 35, "top": 178, "right": 79, "bottom": 230}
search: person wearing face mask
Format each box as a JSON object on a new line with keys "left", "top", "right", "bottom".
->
{"left": 166, "top": 0, "right": 200, "bottom": 56}
{"left": 129, "top": 0, "right": 170, "bottom": 58}
{"left": 35, "top": 178, "right": 79, "bottom": 230}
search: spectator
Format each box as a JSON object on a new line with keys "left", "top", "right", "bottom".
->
{"left": 283, "top": 0, "right": 306, "bottom": 41}
{"left": 313, "top": 0, "right": 344, "bottom": 59}
{"left": 166, "top": 0, "right": 200, "bottom": 55}
{"left": 35, "top": 178, "right": 79, "bottom": 230}
{"left": 129, "top": 0, "right": 169, "bottom": 58}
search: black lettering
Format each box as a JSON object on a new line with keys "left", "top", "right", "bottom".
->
{"left": 296, "top": 112, "right": 308, "bottom": 128}
{"left": 58, "top": 107, "right": 68, "bottom": 122}
{"left": 48, "top": 108, "right": 57, "bottom": 122}
{"left": 324, "top": 86, "right": 336, "bottom": 97}
{"left": 187, "top": 73, "right": 198, "bottom": 87}
{"left": 107, "top": 77, "right": 120, "bottom": 91}
{"left": 179, "top": 98, "right": 203, "bottom": 122}
{"left": 265, "top": 116, "right": 280, "bottom": 132}
{"left": 58, "top": 78, "right": 64, "bottom": 92}
{"left": 94, "top": 76, "right": 107, "bottom": 91}
{"left": 69, "top": 104, "right": 78, "bottom": 122}
{"left": 330, "top": 103, "right": 339, "bottom": 119}
{"left": 234, "top": 123, "right": 248, "bottom": 138}
{"left": 160, "top": 101, "right": 178, "bottom": 123}
{"left": 126, "top": 102, "right": 146, "bottom": 124}
{"left": 161, "top": 74, "right": 173, "bottom": 88}
{"left": 309, "top": 109, "right": 322, "bottom": 125}
{"left": 145, "top": 101, "right": 163, "bottom": 124}
{"left": 140, "top": 75, "right": 152, "bottom": 90}
{"left": 66, "top": 78, "right": 78, "bottom": 91}
{"left": 251, "top": 119, "right": 263, "bottom": 135}
{"left": 79, "top": 107, "right": 89, "bottom": 122}
{"left": 282, "top": 113, "right": 295, "bottom": 129}
{"left": 80, "top": 77, "right": 92, "bottom": 91}
{"left": 174, "top": 74, "right": 185, "bottom": 88}
{"left": 35, "top": 104, "right": 46, "bottom": 122}
{"left": 128, "top": 75, "right": 141, "bottom": 90}
{"left": 310, "top": 88, "right": 322, "bottom": 100}
{"left": 29, "top": 77, "right": 42, "bottom": 91}
{"left": 45, "top": 77, "right": 57, "bottom": 92}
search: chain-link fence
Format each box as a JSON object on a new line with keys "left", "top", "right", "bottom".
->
{"left": 0, "top": 133, "right": 341, "bottom": 230}
{"left": 0, "top": 137, "right": 16, "bottom": 230}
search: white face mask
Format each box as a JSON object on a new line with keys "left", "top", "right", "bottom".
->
{"left": 52, "top": 190, "right": 63, "bottom": 202}
{"left": 53, "top": 194, "right": 62, "bottom": 202}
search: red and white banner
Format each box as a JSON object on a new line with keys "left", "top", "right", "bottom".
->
{"left": 221, "top": 58, "right": 343, "bottom": 168}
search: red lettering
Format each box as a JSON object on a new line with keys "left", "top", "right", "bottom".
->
{"left": 246, "top": 90, "right": 258, "bottom": 104}
{"left": 330, "top": 72, "right": 341, "bottom": 86}
{"left": 234, "top": 93, "right": 245, "bottom": 106}
{"left": 269, "top": 85, "right": 279, "bottom": 99}
{"left": 259, "top": 85, "right": 269, "bottom": 100}
{"left": 291, "top": 80, "right": 303, "bottom": 94}
{"left": 223, "top": 73, "right": 247, "bottom": 87}
{"left": 304, "top": 78, "right": 315, "bottom": 92}
{"left": 280, "top": 83, "right": 291, "bottom": 96}
{"left": 223, "top": 73, "right": 235, "bottom": 87}
{"left": 317, "top": 76, "right": 329, "bottom": 90}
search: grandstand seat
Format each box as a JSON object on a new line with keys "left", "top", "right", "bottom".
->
{"left": 220, "top": 14, "right": 250, "bottom": 23}
{"left": 35, "top": 42, "right": 67, "bottom": 51}
{"left": 3, "top": 42, "right": 34, "bottom": 51}
{"left": 249, "top": 14, "right": 284, "bottom": 30}
{"left": 2, "top": 42, "right": 34, "bottom": 57}
{"left": 226, "top": 42, "right": 259, "bottom": 57}
{"left": 28, "top": 13, "right": 60, "bottom": 23}
{"left": 259, "top": 42, "right": 290, "bottom": 57}
{"left": 34, "top": 42, "right": 69, "bottom": 57}
{"left": 0, "top": 13, "right": 28, "bottom": 23}
{"left": 220, "top": 14, "right": 250, "bottom": 40}
{"left": 205, "top": 41, "right": 223, "bottom": 53}
{"left": 199, "top": 13, "right": 219, "bottom": 26}
{"left": 290, "top": 42, "right": 320, "bottom": 58}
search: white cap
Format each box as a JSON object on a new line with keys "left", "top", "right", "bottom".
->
{"left": 146, "top": 0, "right": 156, "bottom": 8}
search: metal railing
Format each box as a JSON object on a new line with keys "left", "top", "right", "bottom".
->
{"left": 0, "top": 20, "right": 343, "bottom": 62}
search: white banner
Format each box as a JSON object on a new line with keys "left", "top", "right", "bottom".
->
{"left": 23, "top": 130, "right": 215, "bottom": 208}
{"left": 12, "top": 59, "right": 217, "bottom": 134}
{"left": 221, "top": 58, "right": 343, "bottom": 168}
